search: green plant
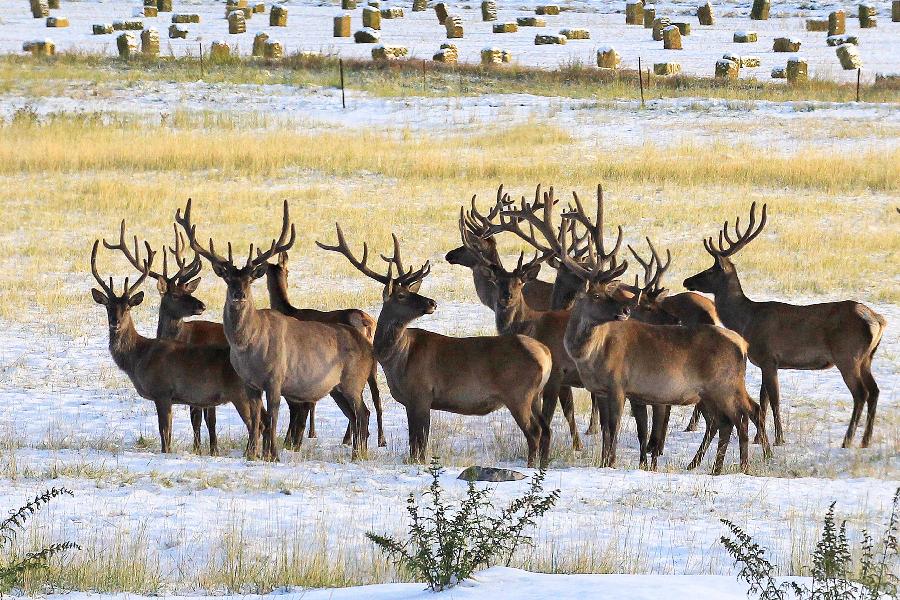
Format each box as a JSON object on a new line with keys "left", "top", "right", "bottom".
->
{"left": 721, "top": 488, "right": 899, "bottom": 600}
{"left": 0, "top": 488, "right": 79, "bottom": 593}
{"left": 366, "top": 459, "right": 559, "bottom": 591}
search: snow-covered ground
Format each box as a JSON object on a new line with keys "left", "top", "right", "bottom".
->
{"left": 2, "top": 0, "right": 899, "bottom": 81}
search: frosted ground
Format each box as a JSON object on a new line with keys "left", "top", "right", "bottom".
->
{"left": 1, "top": 0, "right": 899, "bottom": 81}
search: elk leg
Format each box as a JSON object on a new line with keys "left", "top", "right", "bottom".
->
{"left": 649, "top": 405, "right": 671, "bottom": 456}
{"left": 190, "top": 407, "right": 202, "bottom": 454}
{"left": 684, "top": 405, "right": 701, "bottom": 432}
{"left": 510, "top": 399, "right": 543, "bottom": 469}
{"left": 532, "top": 394, "right": 551, "bottom": 469}
{"left": 331, "top": 389, "right": 367, "bottom": 460}
{"left": 342, "top": 421, "right": 353, "bottom": 446}
{"left": 754, "top": 380, "right": 769, "bottom": 445}
{"left": 746, "top": 398, "right": 771, "bottom": 460}
{"left": 760, "top": 366, "right": 785, "bottom": 446}
{"left": 687, "top": 405, "right": 716, "bottom": 470}
{"left": 711, "top": 418, "right": 734, "bottom": 476}
{"left": 631, "top": 401, "right": 650, "bottom": 469}
{"left": 837, "top": 359, "right": 868, "bottom": 449}
{"left": 558, "top": 386, "right": 583, "bottom": 451}
{"left": 156, "top": 399, "right": 173, "bottom": 453}
{"left": 264, "top": 384, "right": 282, "bottom": 462}
{"left": 307, "top": 402, "right": 317, "bottom": 439}
{"left": 737, "top": 408, "right": 750, "bottom": 474}
{"left": 405, "top": 403, "right": 431, "bottom": 464}
{"left": 284, "top": 402, "right": 299, "bottom": 450}
{"left": 233, "top": 393, "right": 260, "bottom": 460}
{"left": 860, "top": 360, "right": 879, "bottom": 449}
{"left": 205, "top": 408, "right": 218, "bottom": 457}
{"left": 369, "top": 370, "right": 386, "bottom": 447}
{"left": 586, "top": 393, "right": 601, "bottom": 435}
{"left": 604, "top": 388, "right": 626, "bottom": 469}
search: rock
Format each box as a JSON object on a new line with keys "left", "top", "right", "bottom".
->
{"left": 786, "top": 57, "right": 807, "bottom": 82}
{"left": 828, "top": 10, "right": 846, "bottom": 35}
{"left": 560, "top": 28, "right": 589, "bottom": 39}
{"left": 715, "top": 58, "right": 739, "bottom": 78}
{"left": 445, "top": 14, "right": 464, "bottom": 38}
{"left": 141, "top": 28, "right": 160, "bottom": 56}
{"left": 517, "top": 16, "right": 546, "bottom": 26}
{"left": 46, "top": 16, "right": 68, "bottom": 27}
{"left": 654, "top": 62, "right": 681, "bottom": 75}
{"left": 116, "top": 32, "right": 138, "bottom": 58}
{"left": 381, "top": 6, "right": 404, "bottom": 18}
{"left": 733, "top": 30, "right": 757, "bottom": 42}
{"left": 806, "top": 18, "right": 829, "bottom": 31}
{"left": 826, "top": 34, "right": 858, "bottom": 46}
{"left": 458, "top": 466, "right": 525, "bottom": 482}
{"left": 481, "top": 0, "right": 497, "bottom": 21}
{"left": 836, "top": 43, "right": 862, "bottom": 69}
{"left": 168, "top": 24, "right": 187, "bottom": 38}
{"left": 750, "top": 0, "right": 769, "bottom": 20}
{"left": 773, "top": 37, "right": 801, "bottom": 52}
{"left": 626, "top": 0, "right": 644, "bottom": 25}
{"left": 363, "top": 6, "right": 381, "bottom": 29}
{"left": 596, "top": 46, "right": 619, "bottom": 68}
{"left": 353, "top": 28, "right": 380, "bottom": 42}
{"left": 372, "top": 44, "right": 408, "bottom": 59}
{"left": 253, "top": 31, "right": 269, "bottom": 56}
{"left": 858, "top": 3, "right": 877, "bottom": 27}
{"left": 652, "top": 17, "right": 671, "bottom": 40}
{"left": 93, "top": 23, "right": 114, "bottom": 35}
{"left": 535, "top": 4, "right": 560, "bottom": 15}
{"left": 270, "top": 5, "right": 287, "bottom": 26}
{"left": 493, "top": 22, "right": 518, "bottom": 32}
{"left": 662, "top": 25, "right": 682, "bottom": 49}
{"left": 697, "top": 1, "right": 714, "bottom": 25}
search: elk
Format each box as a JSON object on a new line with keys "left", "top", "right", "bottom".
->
{"left": 176, "top": 199, "right": 375, "bottom": 461}
{"left": 683, "top": 203, "right": 886, "bottom": 448}
{"left": 317, "top": 226, "right": 554, "bottom": 468}
{"left": 105, "top": 221, "right": 228, "bottom": 455}
{"left": 90, "top": 238, "right": 264, "bottom": 458}
{"left": 265, "top": 251, "right": 385, "bottom": 448}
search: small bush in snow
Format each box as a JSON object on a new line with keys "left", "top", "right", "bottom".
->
{"left": 0, "top": 488, "right": 79, "bottom": 593}
{"left": 366, "top": 458, "right": 559, "bottom": 591}
{"left": 721, "top": 487, "right": 898, "bottom": 600}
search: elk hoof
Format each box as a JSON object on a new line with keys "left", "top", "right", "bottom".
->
{"left": 378, "top": 437, "right": 387, "bottom": 448}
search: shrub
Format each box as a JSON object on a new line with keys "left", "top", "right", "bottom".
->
{"left": 721, "top": 488, "right": 899, "bottom": 600}
{"left": 0, "top": 488, "right": 79, "bottom": 594}
{"left": 366, "top": 458, "right": 559, "bottom": 591}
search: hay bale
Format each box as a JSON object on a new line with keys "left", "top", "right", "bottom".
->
{"left": 625, "top": 0, "right": 644, "bottom": 25}
{"left": 46, "top": 16, "right": 68, "bottom": 27}
{"left": 171, "top": 14, "right": 199, "bottom": 23}
{"left": 724, "top": 53, "right": 760, "bottom": 67}
{"left": 653, "top": 61, "right": 680, "bottom": 75}
{"left": 771, "top": 66, "right": 786, "bottom": 78}
{"left": 210, "top": 40, "right": 230, "bottom": 60}
{"left": 536, "top": 5, "right": 560, "bottom": 15}
{"left": 673, "top": 21, "right": 691, "bottom": 35}
{"left": 773, "top": 37, "right": 800, "bottom": 52}
{"left": 124, "top": 19, "right": 144, "bottom": 30}
{"left": 715, "top": 58, "right": 739, "bottom": 78}
{"left": 535, "top": 33, "right": 566, "bottom": 44}
{"left": 353, "top": 27, "right": 380, "bottom": 42}
{"left": 227, "top": 11, "right": 246, "bottom": 34}
{"left": 368, "top": 1, "right": 380, "bottom": 6}
{"left": 445, "top": 14, "right": 464, "bottom": 38}
{"left": 643, "top": 6, "right": 655, "bottom": 27}
{"left": 334, "top": 14, "right": 351, "bottom": 36}
{"left": 805, "top": 18, "right": 828, "bottom": 31}
{"left": 343, "top": 0, "right": 358, "bottom": 8}
{"left": 786, "top": 57, "right": 807, "bottom": 82}
{"left": 144, "top": 6, "right": 158, "bottom": 17}
{"left": 697, "top": 1, "right": 714, "bottom": 25}
{"left": 47, "top": 0, "right": 59, "bottom": 8}
{"left": 517, "top": 16, "right": 545, "bottom": 26}
{"left": 93, "top": 23, "right": 114, "bottom": 34}
{"left": 560, "top": 28, "right": 589, "bottom": 39}
{"left": 733, "top": 30, "right": 757, "bottom": 42}
{"left": 269, "top": 5, "right": 287, "bottom": 26}
{"left": 662, "top": 25, "right": 682, "bottom": 48}
{"left": 22, "top": 39, "right": 55, "bottom": 56}
{"left": 481, "top": 47, "right": 504, "bottom": 64}
{"left": 253, "top": 3, "right": 266, "bottom": 14}
{"left": 434, "top": 2, "right": 448, "bottom": 24}
{"left": 116, "top": 32, "right": 138, "bottom": 58}
{"left": 412, "top": 0, "right": 427, "bottom": 11}
{"left": 157, "top": 0, "right": 172, "bottom": 11}
{"left": 29, "top": 0, "right": 49, "bottom": 18}
{"left": 893, "top": 0, "right": 899, "bottom": 21}
{"left": 264, "top": 40, "right": 284, "bottom": 58}
{"left": 168, "top": 23, "right": 187, "bottom": 37}
{"left": 493, "top": 22, "right": 517, "bottom": 32}
{"left": 828, "top": 10, "right": 845, "bottom": 35}
{"left": 252, "top": 31, "right": 269, "bottom": 55}
{"left": 372, "top": 44, "right": 408, "bottom": 59}
{"left": 363, "top": 6, "right": 381, "bottom": 29}
{"left": 433, "top": 42, "right": 458, "bottom": 62}
{"left": 858, "top": 3, "right": 877, "bottom": 27}
{"left": 481, "top": 0, "right": 497, "bottom": 21}
{"left": 836, "top": 43, "right": 862, "bottom": 69}
{"left": 381, "top": 6, "right": 404, "bottom": 18}
{"left": 141, "top": 28, "right": 160, "bottom": 56}
{"left": 144, "top": 0, "right": 156, "bottom": 7}
{"left": 596, "top": 46, "right": 619, "bottom": 68}
{"left": 750, "top": 0, "right": 769, "bottom": 20}
{"left": 826, "top": 34, "right": 858, "bottom": 46}
{"left": 652, "top": 17, "right": 670, "bottom": 40}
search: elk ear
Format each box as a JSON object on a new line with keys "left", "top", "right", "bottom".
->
{"left": 382, "top": 279, "right": 394, "bottom": 301}
{"left": 476, "top": 265, "right": 495, "bottom": 282}
{"left": 128, "top": 291, "right": 144, "bottom": 307}
{"left": 278, "top": 252, "right": 288, "bottom": 268}
{"left": 156, "top": 278, "right": 168, "bottom": 295}
{"left": 251, "top": 263, "right": 268, "bottom": 280}
{"left": 211, "top": 262, "right": 227, "bottom": 278}
{"left": 654, "top": 288, "right": 669, "bottom": 301}
{"left": 408, "top": 279, "right": 423, "bottom": 293}
{"left": 608, "top": 283, "right": 635, "bottom": 303}
{"left": 522, "top": 262, "right": 541, "bottom": 282}
{"left": 547, "top": 256, "right": 561, "bottom": 269}
{"left": 182, "top": 277, "right": 201, "bottom": 294}
{"left": 91, "top": 288, "right": 109, "bottom": 305}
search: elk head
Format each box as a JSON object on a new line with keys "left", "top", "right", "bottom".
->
{"left": 317, "top": 225, "right": 435, "bottom": 321}
{"left": 444, "top": 187, "right": 508, "bottom": 268}
{"left": 90, "top": 238, "right": 154, "bottom": 333}
{"left": 175, "top": 198, "right": 296, "bottom": 306}
{"left": 683, "top": 202, "right": 767, "bottom": 295}
{"left": 625, "top": 237, "right": 678, "bottom": 325}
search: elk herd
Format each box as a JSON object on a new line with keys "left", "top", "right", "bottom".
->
{"left": 89, "top": 187, "right": 886, "bottom": 475}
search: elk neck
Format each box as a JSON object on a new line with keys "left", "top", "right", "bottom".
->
{"left": 494, "top": 294, "right": 538, "bottom": 337}
{"left": 109, "top": 312, "right": 147, "bottom": 372}
{"left": 472, "top": 270, "right": 498, "bottom": 309}
{"left": 222, "top": 286, "right": 264, "bottom": 351}
{"left": 709, "top": 268, "right": 754, "bottom": 334}
{"left": 265, "top": 267, "right": 294, "bottom": 314}
{"left": 373, "top": 306, "right": 415, "bottom": 368}
{"left": 563, "top": 301, "right": 609, "bottom": 365}
{"left": 156, "top": 308, "right": 185, "bottom": 341}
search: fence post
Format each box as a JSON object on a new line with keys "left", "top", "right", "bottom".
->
{"left": 340, "top": 58, "right": 346, "bottom": 109}
{"left": 856, "top": 68, "right": 861, "bottom": 102}
{"left": 199, "top": 42, "right": 204, "bottom": 79}
{"left": 638, "top": 56, "right": 645, "bottom": 107}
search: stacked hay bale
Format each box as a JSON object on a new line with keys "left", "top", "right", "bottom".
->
{"left": 30, "top": 0, "right": 49, "bottom": 18}
{"left": 210, "top": 40, "right": 230, "bottom": 60}
{"left": 673, "top": 21, "right": 691, "bottom": 35}
{"left": 172, "top": 14, "right": 199, "bottom": 23}
{"left": 334, "top": 13, "right": 351, "bottom": 37}
{"left": 354, "top": 28, "right": 380, "bottom": 42}
{"left": 93, "top": 24, "right": 114, "bottom": 34}
{"left": 517, "top": 16, "right": 545, "bottom": 26}
{"left": 643, "top": 6, "right": 655, "bottom": 26}
{"left": 535, "top": 5, "right": 560, "bottom": 15}
{"left": 253, "top": 3, "right": 266, "bottom": 14}
{"left": 836, "top": 43, "right": 862, "bottom": 69}
{"left": 771, "top": 66, "right": 786, "bottom": 78}
{"left": 143, "top": 1, "right": 159, "bottom": 17}
{"left": 381, "top": 6, "right": 403, "bottom": 18}
{"left": 481, "top": 1, "right": 497, "bottom": 21}
{"left": 115, "top": 19, "right": 144, "bottom": 30}
{"left": 253, "top": 31, "right": 269, "bottom": 55}
{"left": 141, "top": 28, "right": 160, "bottom": 56}
{"left": 535, "top": 33, "right": 566, "bottom": 44}
{"left": 786, "top": 57, "right": 807, "bottom": 81}
{"left": 773, "top": 37, "right": 800, "bottom": 51}
{"left": 47, "top": 0, "right": 59, "bottom": 8}
{"left": 493, "top": 22, "right": 517, "bottom": 32}
{"left": 343, "top": 0, "right": 358, "bottom": 8}
{"left": 23, "top": 39, "right": 55, "bottom": 55}
{"left": 228, "top": 11, "right": 247, "bottom": 34}
{"left": 652, "top": 17, "right": 670, "bottom": 40}
{"left": 445, "top": 14, "right": 464, "bottom": 38}
{"left": 225, "top": 0, "right": 248, "bottom": 17}
{"left": 697, "top": 1, "right": 714, "bottom": 25}
{"left": 894, "top": 0, "right": 899, "bottom": 21}
{"left": 46, "top": 16, "right": 68, "bottom": 27}
{"left": 434, "top": 2, "right": 448, "bottom": 24}
{"left": 168, "top": 24, "right": 187, "bottom": 37}
{"left": 481, "top": 47, "right": 511, "bottom": 64}
{"left": 270, "top": 5, "right": 287, "bottom": 26}
{"left": 662, "top": 24, "right": 682, "bottom": 48}
{"left": 858, "top": 3, "right": 877, "bottom": 27}
{"left": 715, "top": 58, "right": 739, "bottom": 78}
{"left": 750, "top": 0, "right": 769, "bottom": 20}
{"left": 264, "top": 39, "right": 284, "bottom": 58}
{"left": 363, "top": 6, "right": 381, "bottom": 29}
{"left": 372, "top": 44, "right": 408, "bottom": 59}
{"left": 560, "top": 28, "right": 589, "bottom": 39}
{"left": 157, "top": 0, "right": 172, "bottom": 11}
{"left": 805, "top": 18, "right": 828, "bottom": 31}
{"left": 723, "top": 52, "right": 760, "bottom": 67}
{"left": 733, "top": 30, "right": 757, "bottom": 42}
{"left": 625, "top": 0, "right": 643, "bottom": 24}
{"left": 117, "top": 32, "right": 138, "bottom": 58}
{"left": 596, "top": 46, "right": 619, "bottom": 68}
{"left": 412, "top": 0, "right": 427, "bottom": 11}
{"left": 828, "top": 10, "right": 845, "bottom": 35}
{"left": 433, "top": 43, "right": 458, "bottom": 62}
{"left": 654, "top": 62, "right": 680, "bottom": 75}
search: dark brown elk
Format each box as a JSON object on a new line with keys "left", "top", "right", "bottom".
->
{"left": 104, "top": 221, "right": 228, "bottom": 455}
{"left": 90, "top": 238, "right": 264, "bottom": 458}
{"left": 683, "top": 202, "right": 886, "bottom": 448}
{"left": 176, "top": 199, "right": 375, "bottom": 461}
{"left": 317, "top": 226, "right": 554, "bottom": 467}
{"left": 265, "top": 251, "right": 385, "bottom": 448}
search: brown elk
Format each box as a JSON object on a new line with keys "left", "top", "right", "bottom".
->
{"left": 683, "top": 202, "right": 886, "bottom": 448}
{"left": 317, "top": 226, "right": 554, "bottom": 468}
{"left": 90, "top": 238, "right": 264, "bottom": 458}
{"left": 104, "top": 221, "right": 228, "bottom": 455}
{"left": 265, "top": 251, "right": 385, "bottom": 448}
{"left": 176, "top": 199, "right": 375, "bottom": 461}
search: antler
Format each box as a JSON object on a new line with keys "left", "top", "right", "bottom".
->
{"left": 167, "top": 224, "right": 202, "bottom": 283}
{"left": 175, "top": 198, "right": 231, "bottom": 268}
{"left": 627, "top": 237, "right": 671, "bottom": 295}
{"left": 103, "top": 220, "right": 164, "bottom": 281}
{"left": 458, "top": 208, "right": 497, "bottom": 270}
{"left": 91, "top": 237, "right": 155, "bottom": 298}
{"left": 90, "top": 240, "right": 115, "bottom": 297}
{"left": 246, "top": 200, "right": 296, "bottom": 268}
{"left": 317, "top": 223, "right": 392, "bottom": 285}
{"left": 703, "top": 202, "right": 768, "bottom": 258}
{"left": 464, "top": 185, "right": 514, "bottom": 239}
{"left": 561, "top": 184, "right": 624, "bottom": 267}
